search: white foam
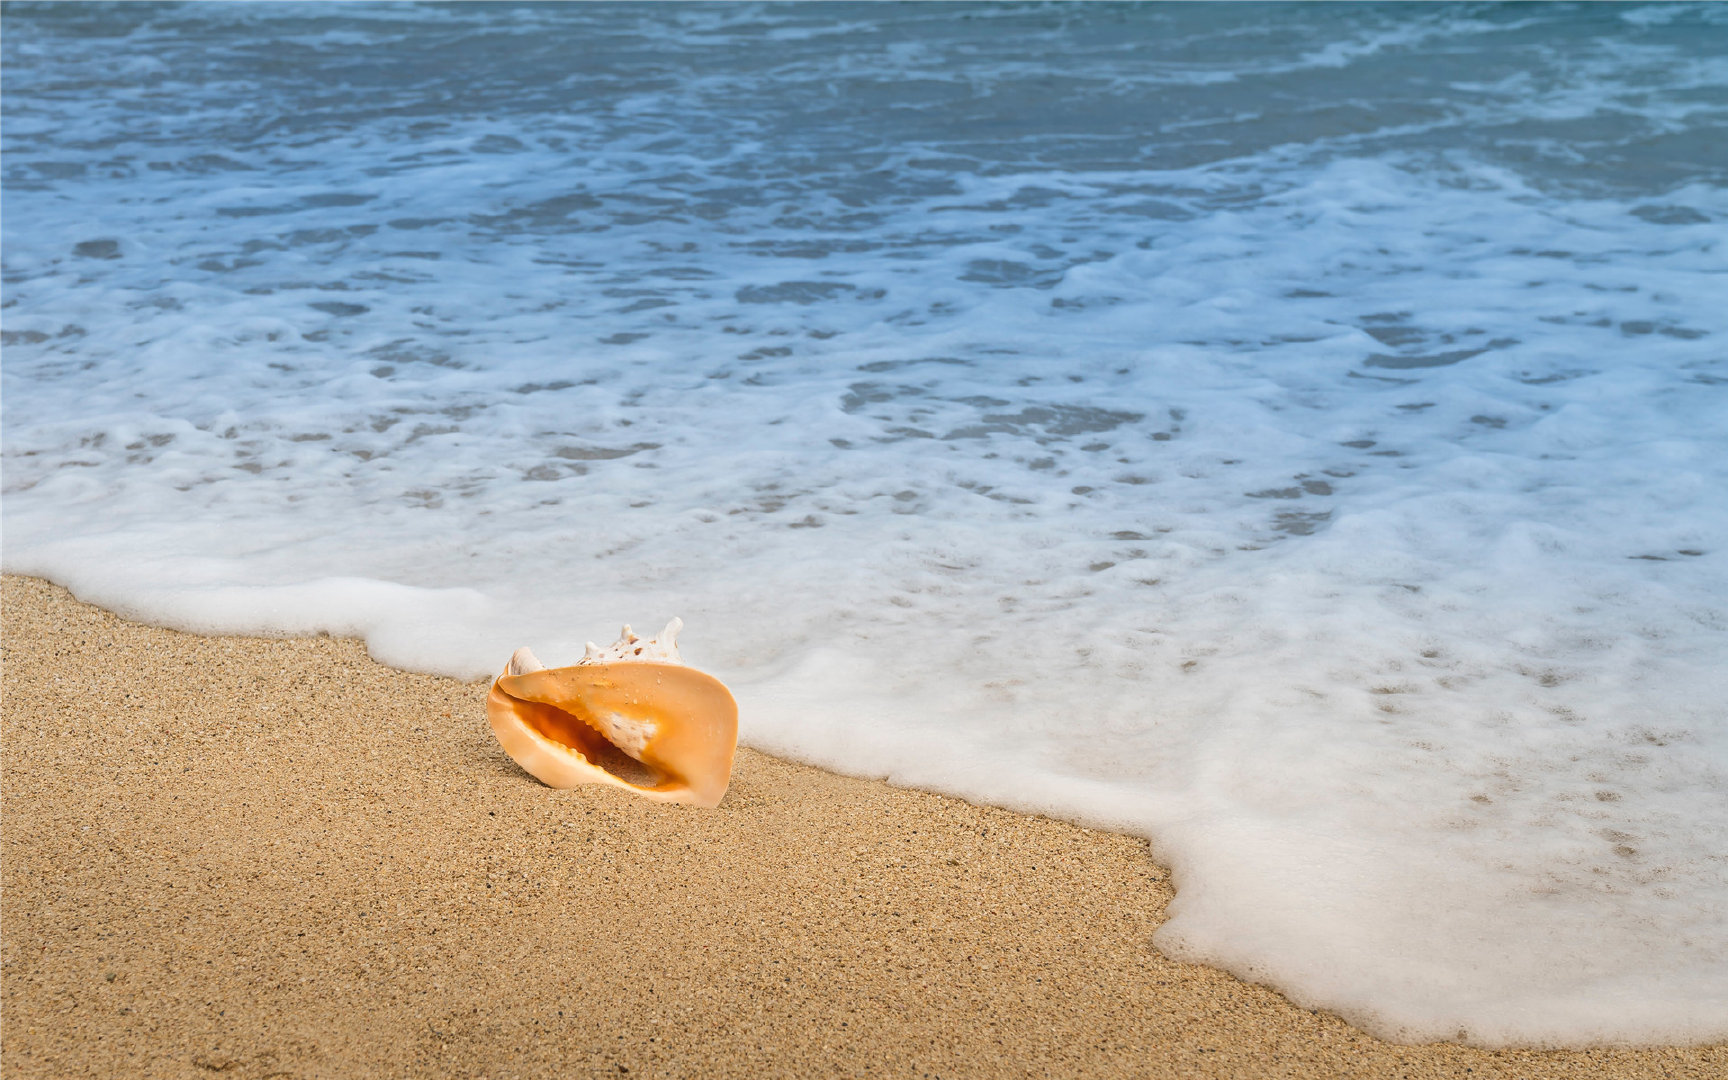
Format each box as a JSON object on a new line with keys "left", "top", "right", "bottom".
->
{"left": 4, "top": 1, "right": 1725, "bottom": 1046}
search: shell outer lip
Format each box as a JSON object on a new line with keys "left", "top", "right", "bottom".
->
{"left": 487, "top": 658, "right": 738, "bottom": 808}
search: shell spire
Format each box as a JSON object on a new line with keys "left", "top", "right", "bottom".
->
{"left": 577, "top": 618, "right": 683, "bottom": 665}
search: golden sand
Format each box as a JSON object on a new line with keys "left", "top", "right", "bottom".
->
{"left": 3, "top": 575, "right": 1720, "bottom": 1079}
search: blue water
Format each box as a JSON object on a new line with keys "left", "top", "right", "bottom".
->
{"left": 5, "top": 1, "right": 1726, "bottom": 1045}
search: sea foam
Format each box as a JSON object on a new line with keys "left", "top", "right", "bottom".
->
{"left": 4, "top": 1, "right": 1725, "bottom": 1045}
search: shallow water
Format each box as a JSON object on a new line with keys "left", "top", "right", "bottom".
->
{"left": 4, "top": 1, "right": 1726, "bottom": 1046}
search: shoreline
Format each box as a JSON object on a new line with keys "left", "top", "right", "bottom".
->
{"left": 3, "top": 574, "right": 1721, "bottom": 1079}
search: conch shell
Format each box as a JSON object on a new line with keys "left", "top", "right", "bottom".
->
{"left": 486, "top": 619, "right": 738, "bottom": 807}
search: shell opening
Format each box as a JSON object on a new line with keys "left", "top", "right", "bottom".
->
{"left": 514, "top": 697, "right": 669, "bottom": 790}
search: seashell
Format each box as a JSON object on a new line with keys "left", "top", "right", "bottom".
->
{"left": 486, "top": 618, "right": 738, "bottom": 807}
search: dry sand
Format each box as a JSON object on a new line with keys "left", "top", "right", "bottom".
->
{"left": 3, "top": 575, "right": 1721, "bottom": 1080}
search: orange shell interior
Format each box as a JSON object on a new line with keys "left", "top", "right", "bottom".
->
{"left": 487, "top": 661, "right": 738, "bottom": 807}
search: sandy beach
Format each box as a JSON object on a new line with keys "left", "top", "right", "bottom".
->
{"left": 2, "top": 574, "right": 1720, "bottom": 1079}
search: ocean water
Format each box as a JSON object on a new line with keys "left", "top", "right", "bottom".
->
{"left": 4, "top": 1, "right": 1725, "bottom": 1047}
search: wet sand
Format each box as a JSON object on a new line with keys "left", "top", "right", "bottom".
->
{"left": 3, "top": 575, "right": 1721, "bottom": 1079}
